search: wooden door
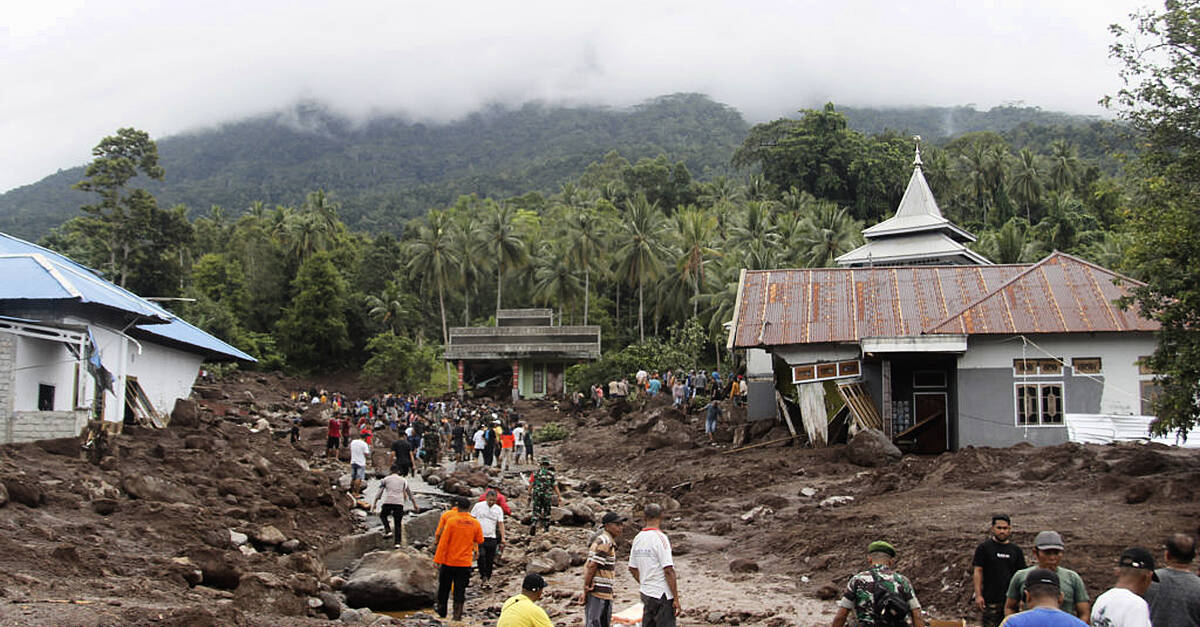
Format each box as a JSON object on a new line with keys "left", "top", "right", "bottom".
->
{"left": 912, "top": 392, "right": 947, "bottom": 453}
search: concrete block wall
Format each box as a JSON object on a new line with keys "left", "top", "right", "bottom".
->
{"left": 8, "top": 410, "right": 89, "bottom": 443}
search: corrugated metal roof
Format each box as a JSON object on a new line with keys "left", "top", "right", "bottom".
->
{"left": 0, "top": 232, "right": 255, "bottom": 362}
{"left": 730, "top": 253, "right": 1156, "bottom": 348}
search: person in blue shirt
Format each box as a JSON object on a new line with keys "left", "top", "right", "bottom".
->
{"left": 1002, "top": 568, "right": 1087, "bottom": 627}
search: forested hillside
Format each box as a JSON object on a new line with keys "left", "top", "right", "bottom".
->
{"left": 0, "top": 94, "right": 748, "bottom": 239}
{"left": 0, "top": 95, "right": 1115, "bottom": 240}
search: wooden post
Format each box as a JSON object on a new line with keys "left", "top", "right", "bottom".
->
{"left": 882, "top": 359, "right": 893, "bottom": 438}
{"left": 457, "top": 360, "right": 465, "bottom": 399}
{"left": 512, "top": 360, "right": 520, "bottom": 403}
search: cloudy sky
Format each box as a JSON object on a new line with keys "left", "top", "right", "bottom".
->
{"left": 1, "top": 0, "right": 1149, "bottom": 192}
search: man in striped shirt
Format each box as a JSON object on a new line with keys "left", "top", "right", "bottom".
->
{"left": 584, "top": 511, "right": 627, "bottom": 627}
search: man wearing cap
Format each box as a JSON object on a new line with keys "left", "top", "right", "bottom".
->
{"left": 498, "top": 573, "right": 554, "bottom": 627}
{"left": 629, "top": 503, "right": 680, "bottom": 627}
{"left": 1001, "top": 568, "right": 1088, "bottom": 627}
{"left": 1005, "top": 531, "right": 1090, "bottom": 622}
{"left": 529, "top": 458, "right": 562, "bottom": 536}
{"left": 1090, "top": 547, "right": 1157, "bottom": 626}
{"left": 831, "top": 541, "right": 924, "bottom": 627}
{"left": 1145, "top": 533, "right": 1200, "bottom": 627}
{"left": 973, "top": 514, "right": 1026, "bottom": 627}
{"left": 584, "top": 512, "right": 627, "bottom": 627}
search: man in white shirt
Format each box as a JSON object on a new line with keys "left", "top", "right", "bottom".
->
{"left": 1092, "top": 547, "right": 1158, "bottom": 627}
{"left": 349, "top": 432, "right": 370, "bottom": 496}
{"left": 628, "top": 503, "right": 680, "bottom": 627}
{"left": 373, "top": 464, "right": 419, "bottom": 547}
{"left": 473, "top": 427, "right": 487, "bottom": 464}
{"left": 470, "top": 489, "right": 506, "bottom": 588}
{"left": 512, "top": 424, "right": 526, "bottom": 467}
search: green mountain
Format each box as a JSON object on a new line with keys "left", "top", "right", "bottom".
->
{"left": 0, "top": 95, "right": 1115, "bottom": 240}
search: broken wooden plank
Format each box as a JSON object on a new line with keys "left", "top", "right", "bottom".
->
{"left": 721, "top": 435, "right": 796, "bottom": 454}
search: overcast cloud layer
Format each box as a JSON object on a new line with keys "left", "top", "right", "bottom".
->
{"left": 0, "top": 0, "right": 1149, "bottom": 192}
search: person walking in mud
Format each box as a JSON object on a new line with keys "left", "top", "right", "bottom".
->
{"left": 373, "top": 463, "right": 419, "bottom": 547}
{"left": 434, "top": 496, "right": 484, "bottom": 621}
{"left": 973, "top": 514, "right": 1025, "bottom": 627}
{"left": 348, "top": 431, "right": 369, "bottom": 496}
{"left": 584, "top": 511, "right": 627, "bottom": 627}
{"left": 471, "top": 489, "right": 506, "bottom": 589}
{"left": 529, "top": 458, "right": 561, "bottom": 535}
{"left": 629, "top": 503, "right": 680, "bottom": 627}
{"left": 831, "top": 540, "right": 924, "bottom": 627}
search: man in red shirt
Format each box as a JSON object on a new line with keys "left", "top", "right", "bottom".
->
{"left": 434, "top": 496, "right": 484, "bottom": 621}
{"left": 326, "top": 416, "right": 342, "bottom": 459}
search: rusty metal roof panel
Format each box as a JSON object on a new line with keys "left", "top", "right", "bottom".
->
{"left": 730, "top": 254, "right": 1156, "bottom": 348}
{"left": 926, "top": 253, "right": 1158, "bottom": 335}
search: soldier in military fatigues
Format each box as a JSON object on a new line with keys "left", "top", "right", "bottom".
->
{"left": 831, "top": 541, "right": 924, "bottom": 627}
{"left": 529, "top": 458, "right": 562, "bottom": 535}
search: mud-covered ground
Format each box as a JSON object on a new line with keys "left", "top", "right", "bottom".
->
{"left": 2, "top": 372, "right": 1198, "bottom": 626}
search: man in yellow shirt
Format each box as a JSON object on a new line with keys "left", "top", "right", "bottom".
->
{"left": 498, "top": 573, "right": 554, "bottom": 627}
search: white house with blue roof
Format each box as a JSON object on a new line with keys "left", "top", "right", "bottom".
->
{"left": 0, "top": 232, "right": 255, "bottom": 444}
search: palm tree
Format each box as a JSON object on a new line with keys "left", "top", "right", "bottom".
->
{"left": 303, "top": 189, "right": 342, "bottom": 236}
{"left": 448, "top": 217, "right": 486, "bottom": 325}
{"left": 673, "top": 207, "right": 718, "bottom": 316}
{"left": 406, "top": 210, "right": 458, "bottom": 345}
{"left": 728, "top": 201, "right": 782, "bottom": 269}
{"left": 562, "top": 208, "right": 606, "bottom": 325}
{"left": 531, "top": 241, "right": 584, "bottom": 320}
{"left": 1047, "top": 140, "right": 1082, "bottom": 193}
{"left": 615, "top": 195, "right": 670, "bottom": 342}
{"left": 799, "top": 202, "right": 863, "bottom": 267}
{"left": 365, "top": 280, "right": 415, "bottom": 335}
{"left": 481, "top": 203, "right": 527, "bottom": 318}
{"left": 1009, "top": 148, "right": 1042, "bottom": 223}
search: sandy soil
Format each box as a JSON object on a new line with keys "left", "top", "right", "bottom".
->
{"left": 2, "top": 373, "right": 1198, "bottom": 626}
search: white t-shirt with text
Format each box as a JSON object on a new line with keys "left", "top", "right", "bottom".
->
{"left": 629, "top": 528, "right": 674, "bottom": 600}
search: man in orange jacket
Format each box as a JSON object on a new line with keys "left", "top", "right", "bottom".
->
{"left": 434, "top": 496, "right": 484, "bottom": 620}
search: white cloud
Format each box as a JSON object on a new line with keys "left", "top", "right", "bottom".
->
{"left": 0, "top": 0, "right": 1149, "bottom": 191}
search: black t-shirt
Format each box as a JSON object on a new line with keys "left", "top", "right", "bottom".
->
{"left": 391, "top": 439, "right": 412, "bottom": 465}
{"left": 451, "top": 426, "right": 465, "bottom": 443}
{"left": 972, "top": 538, "right": 1026, "bottom": 603}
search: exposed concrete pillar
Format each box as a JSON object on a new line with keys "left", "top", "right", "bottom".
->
{"left": 882, "top": 359, "right": 892, "bottom": 438}
{"left": 511, "top": 360, "right": 519, "bottom": 403}
{"left": 457, "top": 360, "right": 465, "bottom": 399}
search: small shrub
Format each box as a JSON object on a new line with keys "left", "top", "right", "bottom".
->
{"left": 534, "top": 422, "right": 571, "bottom": 443}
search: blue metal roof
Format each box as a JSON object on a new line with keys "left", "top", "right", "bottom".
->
{"left": 0, "top": 232, "right": 255, "bottom": 362}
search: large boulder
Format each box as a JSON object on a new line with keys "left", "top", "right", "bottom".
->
{"left": 121, "top": 475, "right": 198, "bottom": 504}
{"left": 251, "top": 525, "right": 287, "bottom": 546}
{"left": 546, "top": 548, "right": 571, "bottom": 572}
{"left": 170, "top": 399, "right": 201, "bottom": 428}
{"left": 846, "top": 429, "right": 902, "bottom": 467}
{"left": 2, "top": 478, "right": 44, "bottom": 508}
{"left": 402, "top": 509, "right": 442, "bottom": 547}
{"left": 300, "top": 404, "right": 330, "bottom": 427}
{"left": 342, "top": 548, "right": 438, "bottom": 611}
{"left": 233, "top": 571, "right": 306, "bottom": 616}
{"left": 646, "top": 418, "right": 695, "bottom": 450}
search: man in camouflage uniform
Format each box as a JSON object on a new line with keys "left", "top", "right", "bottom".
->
{"left": 529, "top": 458, "right": 562, "bottom": 535}
{"left": 831, "top": 541, "right": 925, "bottom": 627}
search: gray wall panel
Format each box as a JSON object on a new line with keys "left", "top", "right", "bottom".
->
{"left": 956, "top": 368, "right": 1068, "bottom": 448}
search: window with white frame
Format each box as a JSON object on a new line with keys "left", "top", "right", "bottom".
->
{"left": 1015, "top": 383, "right": 1064, "bottom": 426}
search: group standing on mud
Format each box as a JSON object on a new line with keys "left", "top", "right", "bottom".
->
{"left": 834, "top": 513, "right": 1200, "bottom": 626}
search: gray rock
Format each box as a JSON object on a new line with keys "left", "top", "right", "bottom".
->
{"left": 341, "top": 607, "right": 363, "bottom": 623}
{"left": 799, "top": 487, "right": 817, "bottom": 498}
{"left": 729, "top": 558, "right": 759, "bottom": 573}
{"left": 646, "top": 418, "right": 695, "bottom": 450}
{"left": 550, "top": 506, "right": 572, "bottom": 523}
{"left": 0, "top": 481, "right": 8, "bottom": 508}
{"left": 121, "top": 475, "right": 196, "bottom": 504}
{"left": 318, "top": 591, "right": 343, "bottom": 619}
{"left": 229, "top": 530, "right": 249, "bottom": 546}
{"left": 846, "top": 428, "right": 902, "bottom": 467}
{"left": 342, "top": 548, "right": 437, "bottom": 611}
{"left": 250, "top": 454, "right": 272, "bottom": 476}
{"left": 402, "top": 509, "right": 442, "bottom": 546}
{"left": 252, "top": 525, "right": 287, "bottom": 546}
{"left": 294, "top": 458, "right": 311, "bottom": 473}
{"left": 546, "top": 548, "right": 571, "bottom": 572}
{"left": 280, "top": 539, "right": 301, "bottom": 554}
{"left": 526, "top": 556, "right": 556, "bottom": 575}
{"left": 818, "top": 495, "right": 854, "bottom": 508}
{"left": 568, "top": 503, "right": 595, "bottom": 524}
{"left": 707, "top": 611, "right": 726, "bottom": 624}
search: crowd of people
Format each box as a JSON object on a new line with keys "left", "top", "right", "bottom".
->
{"left": 830, "top": 514, "right": 1200, "bottom": 627}
{"left": 573, "top": 369, "right": 749, "bottom": 413}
